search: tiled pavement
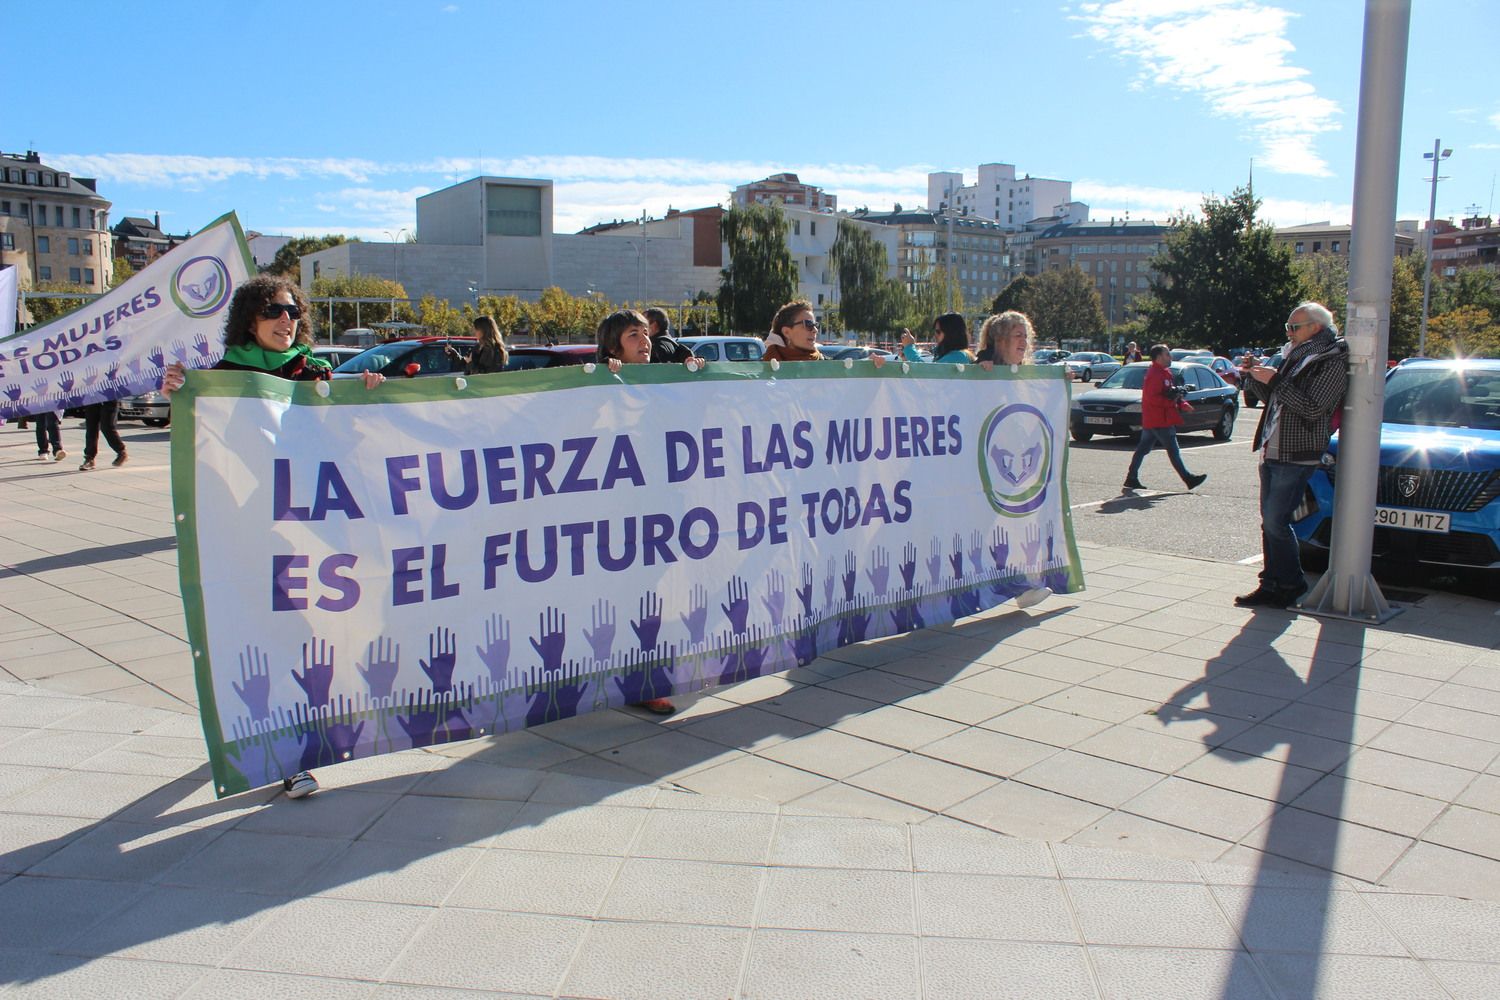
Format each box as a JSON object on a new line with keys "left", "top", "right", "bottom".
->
{"left": 3, "top": 418, "right": 1500, "bottom": 998}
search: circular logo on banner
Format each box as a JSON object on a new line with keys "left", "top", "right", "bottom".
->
{"left": 978, "top": 403, "right": 1054, "bottom": 516}
{"left": 170, "top": 256, "right": 232, "bottom": 318}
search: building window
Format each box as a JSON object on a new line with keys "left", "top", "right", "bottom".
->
{"left": 793, "top": 220, "right": 800, "bottom": 235}
{"left": 72, "top": 207, "right": 81, "bottom": 228}
{"left": 1313, "top": 241, "right": 1322, "bottom": 252}
{"left": 0, "top": 200, "right": 7, "bottom": 215}
{"left": 68, "top": 237, "right": 80, "bottom": 255}
{"left": 69, "top": 267, "right": 82, "bottom": 283}
{"left": 54, "top": 206, "right": 63, "bottom": 226}
{"left": 38, "top": 266, "right": 51, "bottom": 280}
{"left": 1332, "top": 240, "right": 1341, "bottom": 253}
{"left": 484, "top": 183, "right": 542, "bottom": 237}
{"left": 18, "top": 204, "right": 28, "bottom": 221}
{"left": 37, "top": 236, "right": 49, "bottom": 253}
{"left": 84, "top": 268, "right": 95, "bottom": 284}
{"left": 25, "top": 170, "right": 38, "bottom": 184}
{"left": 83, "top": 239, "right": 92, "bottom": 254}
{"left": 57, "top": 174, "right": 68, "bottom": 188}
{"left": 809, "top": 220, "right": 816, "bottom": 236}
{"left": 0, "top": 233, "right": 11, "bottom": 250}
{"left": 88, "top": 209, "right": 96, "bottom": 230}
{"left": 1294, "top": 241, "right": 1304, "bottom": 253}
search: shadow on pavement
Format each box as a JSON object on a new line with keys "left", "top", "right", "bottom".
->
{"left": 0, "top": 536, "right": 178, "bottom": 577}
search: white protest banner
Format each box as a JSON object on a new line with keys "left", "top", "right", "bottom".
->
{"left": 171, "top": 361, "right": 1084, "bottom": 797}
{"left": 0, "top": 265, "right": 17, "bottom": 340}
{"left": 0, "top": 212, "right": 253, "bottom": 420}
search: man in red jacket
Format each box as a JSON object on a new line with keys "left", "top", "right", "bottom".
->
{"left": 1123, "top": 344, "right": 1208, "bottom": 492}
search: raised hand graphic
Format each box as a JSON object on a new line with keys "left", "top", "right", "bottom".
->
{"left": 762, "top": 570, "right": 786, "bottom": 627}
{"left": 968, "top": 531, "right": 984, "bottom": 580}
{"left": 147, "top": 347, "right": 165, "bottom": 370}
{"left": 823, "top": 557, "right": 836, "bottom": 607}
{"left": 420, "top": 627, "right": 457, "bottom": 693}
{"left": 193, "top": 333, "right": 214, "bottom": 360}
{"left": 81, "top": 366, "right": 101, "bottom": 388}
{"left": 396, "top": 691, "right": 442, "bottom": 748}
{"left": 865, "top": 546, "right": 891, "bottom": 596}
{"left": 631, "top": 591, "right": 663, "bottom": 651}
{"left": 232, "top": 645, "right": 272, "bottom": 720}
{"left": 899, "top": 542, "right": 918, "bottom": 591}
{"left": 1022, "top": 522, "right": 1043, "bottom": 565}
{"left": 795, "top": 563, "right": 814, "bottom": 617}
{"left": 292, "top": 637, "right": 335, "bottom": 707}
{"left": 841, "top": 551, "right": 857, "bottom": 602}
{"left": 583, "top": 599, "right": 616, "bottom": 662}
{"left": 721, "top": 575, "right": 750, "bottom": 634}
{"left": 949, "top": 533, "right": 964, "bottom": 580}
{"left": 104, "top": 362, "right": 120, "bottom": 383}
{"left": 2, "top": 384, "right": 21, "bottom": 402}
{"left": 58, "top": 371, "right": 75, "bottom": 393}
{"left": 1046, "top": 521, "right": 1057, "bottom": 564}
{"left": 926, "top": 537, "right": 944, "bottom": 586}
{"left": 530, "top": 608, "right": 567, "bottom": 670}
{"left": 170, "top": 339, "right": 190, "bottom": 364}
{"left": 30, "top": 378, "right": 49, "bottom": 398}
{"left": 356, "top": 636, "right": 400, "bottom": 700}
{"left": 474, "top": 613, "right": 511, "bottom": 685}
{"left": 679, "top": 584, "right": 709, "bottom": 644}
{"left": 990, "top": 526, "right": 1010, "bottom": 573}
{"left": 792, "top": 613, "right": 821, "bottom": 666}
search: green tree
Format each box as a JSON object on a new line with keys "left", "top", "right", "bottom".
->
{"left": 1388, "top": 253, "right": 1424, "bottom": 359}
{"left": 1028, "top": 267, "right": 1105, "bottom": 346}
{"left": 991, "top": 274, "right": 1036, "bottom": 316}
{"left": 901, "top": 266, "right": 964, "bottom": 333}
{"left": 109, "top": 256, "right": 136, "bottom": 288}
{"left": 467, "top": 294, "right": 526, "bottom": 336}
{"left": 830, "top": 218, "right": 907, "bottom": 335}
{"left": 1138, "top": 186, "right": 1299, "bottom": 354}
{"left": 22, "top": 282, "right": 94, "bottom": 325}
{"left": 1292, "top": 252, "right": 1349, "bottom": 330}
{"left": 417, "top": 296, "right": 468, "bottom": 337}
{"left": 309, "top": 273, "right": 413, "bottom": 338}
{"left": 1434, "top": 267, "right": 1500, "bottom": 317}
{"left": 717, "top": 202, "right": 798, "bottom": 334}
{"left": 1427, "top": 305, "right": 1499, "bottom": 358}
{"left": 267, "top": 235, "right": 353, "bottom": 282}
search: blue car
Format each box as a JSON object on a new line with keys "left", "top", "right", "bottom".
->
{"left": 1293, "top": 359, "right": 1500, "bottom": 572}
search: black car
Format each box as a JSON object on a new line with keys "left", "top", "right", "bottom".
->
{"left": 1070, "top": 362, "right": 1239, "bottom": 442}
{"left": 331, "top": 337, "right": 477, "bottom": 379}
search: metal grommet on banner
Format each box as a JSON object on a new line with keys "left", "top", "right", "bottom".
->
{"left": 769, "top": 359, "right": 781, "bottom": 372}
{"left": 176, "top": 513, "right": 185, "bottom": 522}
{"left": 901, "top": 362, "right": 911, "bottom": 374}
{"left": 454, "top": 377, "right": 468, "bottom": 391}
{"left": 1010, "top": 364, "right": 1020, "bottom": 374}
{"left": 583, "top": 362, "right": 596, "bottom": 374}
{"left": 315, "top": 381, "right": 331, "bottom": 398}
{"left": 953, "top": 363, "right": 966, "bottom": 373}
{"left": 843, "top": 358, "right": 854, "bottom": 370}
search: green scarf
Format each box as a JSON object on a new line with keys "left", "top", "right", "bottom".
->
{"left": 222, "top": 341, "right": 330, "bottom": 373}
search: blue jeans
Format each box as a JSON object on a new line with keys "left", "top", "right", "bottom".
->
{"left": 1127, "top": 427, "right": 1191, "bottom": 483}
{"left": 1259, "top": 461, "right": 1317, "bottom": 592}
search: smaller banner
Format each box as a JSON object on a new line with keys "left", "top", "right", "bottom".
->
{"left": 0, "top": 265, "right": 16, "bottom": 340}
{"left": 0, "top": 213, "right": 254, "bottom": 420}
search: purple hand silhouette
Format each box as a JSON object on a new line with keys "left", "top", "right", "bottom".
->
{"left": 2, "top": 384, "right": 20, "bottom": 402}
{"left": 104, "top": 363, "right": 120, "bottom": 383}
{"left": 990, "top": 526, "right": 1010, "bottom": 573}
{"left": 793, "top": 615, "right": 821, "bottom": 666}
{"left": 127, "top": 358, "right": 144, "bottom": 376}
{"left": 926, "top": 538, "right": 943, "bottom": 586}
{"left": 292, "top": 637, "right": 335, "bottom": 707}
{"left": 761, "top": 570, "right": 786, "bottom": 626}
{"left": 841, "top": 551, "right": 857, "bottom": 602}
{"left": 327, "top": 720, "right": 366, "bottom": 760}
{"left": 147, "top": 347, "right": 165, "bottom": 369}
{"left": 30, "top": 379, "right": 49, "bottom": 397}
{"left": 474, "top": 613, "right": 511, "bottom": 684}
{"left": 1022, "top": 523, "right": 1043, "bottom": 565}
{"left": 81, "top": 366, "right": 101, "bottom": 388}
{"left": 582, "top": 599, "right": 616, "bottom": 662}
{"left": 631, "top": 591, "right": 662, "bottom": 651}
{"left": 968, "top": 530, "right": 984, "bottom": 579}
{"left": 795, "top": 563, "right": 814, "bottom": 617}
{"left": 170, "top": 339, "right": 190, "bottom": 364}
{"left": 356, "top": 636, "right": 400, "bottom": 699}
{"left": 900, "top": 542, "right": 918, "bottom": 590}
{"left": 530, "top": 608, "right": 567, "bottom": 670}
{"left": 232, "top": 645, "right": 272, "bottom": 720}
{"left": 949, "top": 544, "right": 964, "bottom": 580}
{"left": 58, "top": 371, "right": 75, "bottom": 393}
{"left": 420, "top": 627, "right": 458, "bottom": 693}
{"left": 865, "top": 546, "right": 890, "bottom": 596}
{"left": 823, "top": 558, "right": 836, "bottom": 606}
{"left": 679, "top": 584, "right": 709, "bottom": 644}
{"left": 193, "top": 333, "right": 213, "bottom": 359}
{"left": 1046, "top": 521, "right": 1057, "bottom": 563}
{"left": 721, "top": 576, "right": 750, "bottom": 634}
{"left": 396, "top": 692, "right": 442, "bottom": 748}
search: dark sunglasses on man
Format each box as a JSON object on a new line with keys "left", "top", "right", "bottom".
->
{"left": 260, "top": 302, "right": 302, "bottom": 320}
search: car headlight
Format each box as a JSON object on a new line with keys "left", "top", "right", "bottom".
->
{"left": 1121, "top": 402, "right": 1141, "bottom": 413}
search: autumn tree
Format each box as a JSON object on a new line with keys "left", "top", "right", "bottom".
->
{"left": 1425, "top": 305, "right": 1499, "bottom": 359}
{"left": 1028, "top": 267, "right": 1106, "bottom": 345}
{"left": 1137, "top": 186, "right": 1300, "bottom": 354}
{"left": 109, "top": 257, "right": 136, "bottom": 288}
{"left": 267, "top": 235, "right": 353, "bottom": 282}
{"left": 417, "top": 296, "right": 468, "bottom": 337}
{"left": 22, "top": 282, "right": 94, "bottom": 325}
{"left": 717, "top": 202, "right": 798, "bottom": 334}
{"left": 309, "top": 273, "right": 413, "bottom": 338}
{"left": 1388, "top": 253, "right": 1424, "bottom": 359}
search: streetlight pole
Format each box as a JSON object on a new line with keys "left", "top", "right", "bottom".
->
{"left": 1418, "top": 139, "right": 1451, "bottom": 357}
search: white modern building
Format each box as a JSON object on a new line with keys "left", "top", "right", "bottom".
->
{"left": 927, "top": 163, "right": 1082, "bottom": 231}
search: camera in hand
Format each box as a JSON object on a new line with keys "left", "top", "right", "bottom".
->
{"left": 1165, "top": 385, "right": 1189, "bottom": 402}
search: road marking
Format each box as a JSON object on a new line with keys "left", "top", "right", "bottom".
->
{"left": 1237, "top": 554, "right": 1264, "bottom": 565}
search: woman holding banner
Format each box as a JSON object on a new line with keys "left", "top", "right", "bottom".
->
{"left": 762, "top": 300, "right": 826, "bottom": 363}
{"left": 900, "top": 313, "right": 974, "bottom": 364}
{"left": 161, "top": 274, "right": 384, "bottom": 799}
{"left": 975, "top": 311, "right": 1035, "bottom": 368}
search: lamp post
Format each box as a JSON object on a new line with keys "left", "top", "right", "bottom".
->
{"left": 1419, "top": 140, "right": 1451, "bottom": 357}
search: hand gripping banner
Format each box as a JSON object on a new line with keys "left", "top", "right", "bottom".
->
{"left": 0, "top": 212, "right": 253, "bottom": 420}
{"left": 171, "top": 360, "right": 1085, "bottom": 796}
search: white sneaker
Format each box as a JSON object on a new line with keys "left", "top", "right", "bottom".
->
{"left": 283, "top": 771, "right": 319, "bottom": 799}
{"left": 1015, "top": 586, "right": 1053, "bottom": 610}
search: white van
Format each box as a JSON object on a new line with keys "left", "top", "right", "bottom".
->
{"left": 676, "top": 335, "right": 765, "bottom": 362}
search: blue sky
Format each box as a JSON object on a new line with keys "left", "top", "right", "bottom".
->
{"left": 10, "top": 0, "right": 1497, "bottom": 241}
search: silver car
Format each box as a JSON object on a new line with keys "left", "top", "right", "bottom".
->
{"left": 117, "top": 389, "right": 171, "bottom": 427}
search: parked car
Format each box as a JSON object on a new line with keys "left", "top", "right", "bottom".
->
{"left": 311, "top": 346, "right": 366, "bottom": 368}
{"left": 1034, "top": 349, "right": 1091, "bottom": 380}
{"left": 1070, "top": 361, "right": 1240, "bottom": 442}
{"left": 1293, "top": 359, "right": 1500, "bottom": 573}
{"left": 676, "top": 335, "right": 765, "bottom": 362}
{"left": 504, "top": 344, "right": 596, "bottom": 370}
{"left": 1064, "top": 351, "right": 1121, "bottom": 382}
{"left": 1169, "top": 348, "right": 1213, "bottom": 362}
{"left": 118, "top": 390, "right": 171, "bottom": 427}
{"left": 331, "top": 337, "right": 477, "bottom": 379}
{"left": 1199, "top": 356, "right": 1242, "bottom": 387}
{"left": 823, "top": 345, "right": 898, "bottom": 362}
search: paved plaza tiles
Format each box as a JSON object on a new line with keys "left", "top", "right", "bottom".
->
{"left": 2, "top": 418, "right": 1499, "bottom": 998}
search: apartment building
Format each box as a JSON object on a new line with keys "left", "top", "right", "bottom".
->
{"left": 0, "top": 150, "right": 113, "bottom": 312}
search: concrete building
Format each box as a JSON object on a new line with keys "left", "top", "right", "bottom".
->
{"left": 927, "top": 164, "right": 1079, "bottom": 230}
{"left": 112, "top": 213, "right": 188, "bottom": 273}
{"left": 0, "top": 150, "right": 112, "bottom": 317}
{"left": 246, "top": 232, "right": 293, "bottom": 271}
{"left": 301, "top": 176, "right": 724, "bottom": 308}
{"left": 1426, "top": 216, "right": 1497, "bottom": 277}
{"left": 855, "top": 208, "right": 1011, "bottom": 306}
{"left": 733, "top": 173, "right": 836, "bottom": 213}
{"left": 1272, "top": 221, "right": 1416, "bottom": 260}
{"left": 1032, "top": 220, "right": 1173, "bottom": 329}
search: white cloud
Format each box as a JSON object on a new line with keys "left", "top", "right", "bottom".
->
{"left": 1074, "top": 0, "right": 1341, "bottom": 177}
{"left": 1490, "top": 109, "right": 1500, "bottom": 131}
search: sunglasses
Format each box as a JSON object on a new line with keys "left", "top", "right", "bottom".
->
{"left": 1284, "top": 320, "right": 1313, "bottom": 332}
{"left": 260, "top": 302, "right": 302, "bottom": 320}
{"left": 791, "top": 318, "right": 819, "bottom": 331}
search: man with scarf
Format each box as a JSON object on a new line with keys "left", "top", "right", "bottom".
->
{"left": 1235, "top": 301, "right": 1348, "bottom": 609}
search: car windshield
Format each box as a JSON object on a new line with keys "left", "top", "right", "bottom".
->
{"left": 1384, "top": 367, "right": 1500, "bottom": 430}
{"left": 333, "top": 342, "right": 412, "bottom": 374}
{"left": 1098, "top": 366, "right": 1149, "bottom": 390}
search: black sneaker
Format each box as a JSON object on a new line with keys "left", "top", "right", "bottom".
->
{"left": 1122, "top": 477, "right": 1145, "bottom": 490}
{"left": 1235, "top": 586, "right": 1286, "bottom": 608}
{"left": 1185, "top": 473, "right": 1208, "bottom": 490}
{"left": 283, "top": 771, "right": 319, "bottom": 799}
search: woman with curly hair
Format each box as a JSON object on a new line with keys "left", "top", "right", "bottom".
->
{"left": 976, "top": 311, "right": 1035, "bottom": 368}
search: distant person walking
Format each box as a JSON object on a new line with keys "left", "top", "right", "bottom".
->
{"left": 1123, "top": 344, "right": 1207, "bottom": 493}
{"left": 33, "top": 409, "right": 65, "bottom": 462}
{"left": 1123, "top": 342, "right": 1143, "bottom": 364}
{"left": 643, "top": 306, "right": 695, "bottom": 364}
{"left": 78, "top": 401, "right": 126, "bottom": 470}
{"left": 1234, "top": 302, "right": 1348, "bottom": 609}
